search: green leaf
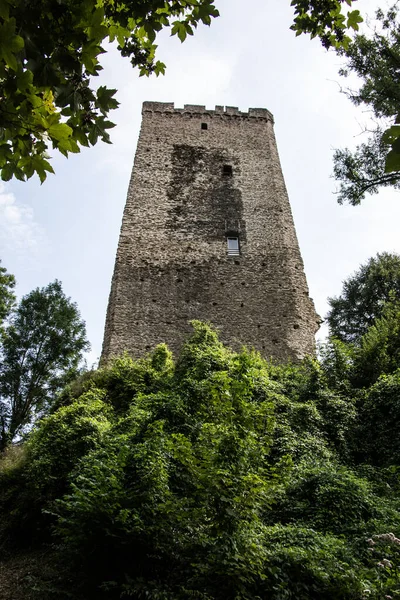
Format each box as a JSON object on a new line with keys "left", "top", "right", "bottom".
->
{"left": 13, "top": 166, "right": 26, "bottom": 181}
{"left": 19, "top": 156, "right": 35, "bottom": 179}
{"left": 382, "top": 126, "right": 400, "bottom": 145}
{"left": 41, "top": 159, "right": 55, "bottom": 174}
{"left": 87, "top": 116, "right": 115, "bottom": 146}
{"left": 58, "top": 138, "right": 80, "bottom": 154}
{"left": 0, "top": 0, "right": 10, "bottom": 20}
{"left": 347, "top": 10, "right": 363, "bottom": 31}
{"left": 96, "top": 86, "right": 119, "bottom": 113}
{"left": 1, "top": 46, "right": 17, "bottom": 70}
{"left": 171, "top": 21, "right": 187, "bottom": 43}
{"left": 385, "top": 149, "right": 400, "bottom": 173}
{"left": 16, "top": 68, "right": 33, "bottom": 91}
{"left": 72, "top": 128, "right": 90, "bottom": 147}
{"left": 154, "top": 61, "right": 166, "bottom": 76}
{"left": 81, "top": 41, "right": 104, "bottom": 73}
{"left": 0, "top": 19, "right": 24, "bottom": 70}
{"left": 31, "top": 154, "right": 55, "bottom": 182}
{"left": 1, "top": 163, "right": 13, "bottom": 181}
{"left": 143, "top": 22, "right": 157, "bottom": 43}
{"left": 48, "top": 123, "right": 73, "bottom": 142}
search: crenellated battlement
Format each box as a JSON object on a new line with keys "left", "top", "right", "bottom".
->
{"left": 142, "top": 101, "right": 274, "bottom": 122}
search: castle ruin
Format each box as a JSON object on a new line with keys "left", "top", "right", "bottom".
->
{"left": 102, "top": 102, "right": 319, "bottom": 362}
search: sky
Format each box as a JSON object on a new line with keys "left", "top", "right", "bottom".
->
{"left": 1, "top": 0, "right": 399, "bottom": 364}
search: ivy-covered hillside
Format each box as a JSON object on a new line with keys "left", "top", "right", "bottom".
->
{"left": 2, "top": 317, "right": 400, "bottom": 599}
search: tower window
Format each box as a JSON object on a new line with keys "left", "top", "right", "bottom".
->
{"left": 201, "top": 122, "right": 208, "bottom": 130}
{"left": 227, "top": 237, "right": 240, "bottom": 256}
{"left": 223, "top": 164, "right": 233, "bottom": 176}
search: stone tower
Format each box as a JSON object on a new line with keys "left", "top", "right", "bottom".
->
{"left": 102, "top": 101, "right": 319, "bottom": 362}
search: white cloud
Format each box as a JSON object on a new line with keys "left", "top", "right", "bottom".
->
{"left": 0, "top": 183, "right": 46, "bottom": 259}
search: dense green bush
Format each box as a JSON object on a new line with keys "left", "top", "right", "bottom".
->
{"left": 262, "top": 525, "right": 364, "bottom": 599}
{"left": 2, "top": 321, "right": 400, "bottom": 599}
{"left": 270, "top": 462, "right": 400, "bottom": 536}
{"left": 0, "top": 391, "right": 112, "bottom": 549}
{"left": 53, "top": 324, "right": 277, "bottom": 598}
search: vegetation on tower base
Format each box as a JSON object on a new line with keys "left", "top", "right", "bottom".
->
{"left": 2, "top": 320, "right": 400, "bottom": 599}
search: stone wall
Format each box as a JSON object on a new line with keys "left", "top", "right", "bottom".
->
{"left": 102, "top": 102, "right": 320, "bottom": 362}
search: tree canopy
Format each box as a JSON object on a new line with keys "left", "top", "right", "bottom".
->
{"left": 0, "top": 280, "right": 89, "bottom": 450}
{"left": 0, "top": 0, "right": 220, "bottom": 183}
{"left": 326, "top": 252, "right": 400, "bottom": 344}
{"left": 0, "top": 0, "right": 363, "bottom": 184}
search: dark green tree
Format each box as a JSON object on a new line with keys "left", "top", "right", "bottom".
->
{"left": 326, "top": 252, "right": 400, "bottom": 343}
{"left": 352, "top": 300, "right": 400, "bottom": 387}
{"left": 0, "top": 260, "right": 15, "bottom": 332}
{"left": 354, "top": 368, "right": 400, "bottom": 465}
{"left": 0, "top": 280, "right": 89, "bottom": 450}
{"left": 333, "top": 5, "right": 400, "bottom": 204}
{"left": 320, "top": 301, "right": 400, "bottom": 462}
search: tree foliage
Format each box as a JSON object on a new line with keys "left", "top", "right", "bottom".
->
{"left": 3, "top": 320, "right": 400, "bottom": 598}
{"left": 0, "top": 0, "right": 219, "bottom": 183}
{"left": 290, "top": 0, "right": 362, "bottom": 49}
{"left": 326, "top": 252, "right": 400, "bottom": 344}
{"left": 0, "top": 0, "right": 368, "bottom": 184}
{"left": 355, "top": 369, "right": 400, "bottom": 466}
{"left": 352, "top": 301, "right": 400, "bottom": 387}
{"left": 333, "top": 127, "right": 400, "bottom": 205}
{"left": 0, "top": 280, "right": 89, "bottom": 450}
{"left": 333, "top": 5, "right": 400, "bottom": 204}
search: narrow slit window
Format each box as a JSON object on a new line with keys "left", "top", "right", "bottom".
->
{"left": 201, "top": 122, "right": 208, "bottom": 130}
{"left": 227, "top": 237, "right": 240, "bottom": 256}
{"left": 223, "top": 164, "right": 233, "bottom": 176}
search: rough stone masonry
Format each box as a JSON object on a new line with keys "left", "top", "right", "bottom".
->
{"left": 102, "top": 101, "right": 320, "bottom": 362}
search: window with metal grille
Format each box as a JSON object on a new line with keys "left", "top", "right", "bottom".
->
{"left": 201, "top": 122, "right": 208, "bottom": 130}
{"left": 227, "top": 237, "right": 240, "bottom": 256}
